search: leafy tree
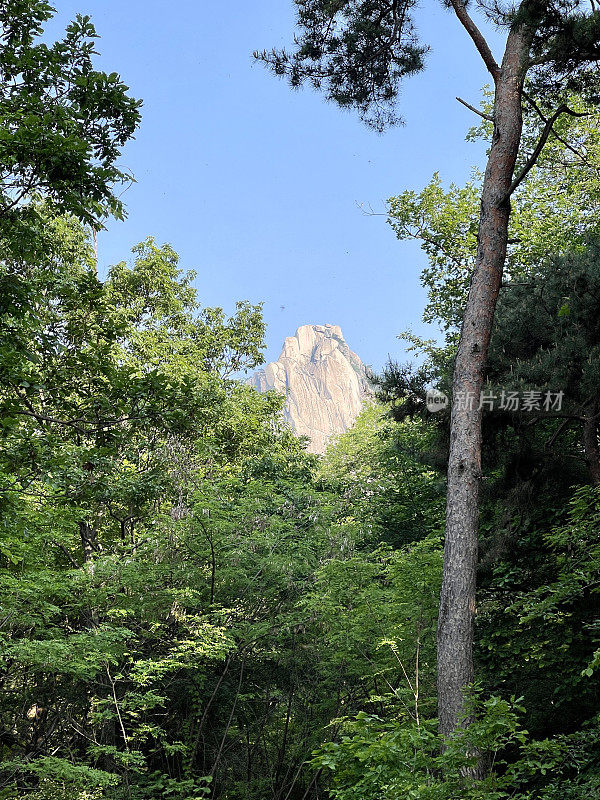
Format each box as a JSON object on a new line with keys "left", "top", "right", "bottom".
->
{"left": 319, "top": 403, "right": 445, "bottom": 547}
{"left": 0, "top": 210, "right": 448, "bottom": 799}
{"left": 0, "top": 221, "right": 267, "bottom": 553}
{"left": 388, "top": 95, "right": 600, "bottom": 335}
{"left": 0, "top": 1, "right": 140, "bottom": 238}
{"left": 376, "top": 226, "right": 600, "bottom": 768}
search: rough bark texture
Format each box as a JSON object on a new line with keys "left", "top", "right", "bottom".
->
{"left": 436, "top": 19, "right": 538, "bottom": 739}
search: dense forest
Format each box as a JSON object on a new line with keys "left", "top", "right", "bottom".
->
{"left": 2, "top": 2, "right": 600, "bottom": 799}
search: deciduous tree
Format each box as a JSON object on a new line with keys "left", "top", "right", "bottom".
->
{"left": 0, "top": 0, "right": 141, "bottom": 243}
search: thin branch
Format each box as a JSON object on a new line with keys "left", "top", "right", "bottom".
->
{"left": 51, "top": 540, "right": 80, "bottom": 568}
{"left": 359, "top": 202, "right": 474, "bottom": 272}
{"left": 192, "top": 653, "right": 234, "bottom": 758}
{"left": 449, "top": 0, "right": 500, "bottom": 79}
{"left": 105, "top": 663, "right": 129, "bottom": 752}
{"left": 523, "top": 91, "right": 599, "bottom": 175}
{"left": 505, "top": 104, "right": 589, "bottom": 199}
{"left": 210, "top": 657, "right": 246, "bottom": 779}
{"left": 0, "top": 174, "right": 36, "bottom": 217}
{"left": 12, "top": 407, "right": 140, "bottom": 432}
{"left": 456, "top": 96, "right": 493, "bottom": 122}
{"left": 197, "top": 518, "right": 217, "bottom": 605}
{"left": 545, "top": 417, "right": 573, "bottom": 450}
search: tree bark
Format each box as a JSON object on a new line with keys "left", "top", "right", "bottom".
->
{"left": 436, "top": 18, "right": 538, "bottom": 739}
{"left": 79, "top": 519, "right": 100, "bottom": 564}
{"left": 582, "top": 398, "right": 600, "bottom": 486}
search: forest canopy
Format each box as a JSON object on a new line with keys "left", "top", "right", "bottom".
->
{"left": 2, "top": 2, "right": 600, "bottom": 800}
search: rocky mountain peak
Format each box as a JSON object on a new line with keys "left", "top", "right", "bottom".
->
{"left": 249, "top": 324, "right": 371, "bottom": 454}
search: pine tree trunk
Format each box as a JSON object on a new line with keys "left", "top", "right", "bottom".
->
{"left": 436, "top": 24, "right": 536, "bottom": 739}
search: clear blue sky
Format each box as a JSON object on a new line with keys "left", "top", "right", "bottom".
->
{"left": 48, "top": 1, "right": 504, "bottom": 372}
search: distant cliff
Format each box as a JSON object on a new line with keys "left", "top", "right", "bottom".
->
{"left": 249, "top": 324, "right": 371, "bottom": 454}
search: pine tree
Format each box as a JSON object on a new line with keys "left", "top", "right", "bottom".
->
{"left": 256, "top": 0, "right": 600, "bottom": 740}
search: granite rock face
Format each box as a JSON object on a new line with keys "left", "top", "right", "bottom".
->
{"left": 249, "top": 324, "right": 371, "bottom": 454}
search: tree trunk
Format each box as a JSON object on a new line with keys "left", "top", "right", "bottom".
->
{"left": 79, "top": 519, "right": 100, "bottom": 564}
{"left": 582, "top": 398, "right": 600, "bottom": 485}
{"left": 436, "top": 23, "right": 537, "bottom": 739}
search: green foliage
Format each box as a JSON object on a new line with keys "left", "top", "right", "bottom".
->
{"left": 311, "top": 692, "right": 527, "bottom": 800}
{"left": 255, "top": 0, "right": 426, "bottom": 130}
{"left": 301, "top": 536, "right": 442, "bottom": 724}
{"left": 257, "top": 1, "right": 600, "bottom": 137}
{"left": 0, "top": 756, "right": 119, "bottom": 799}
{"left": 312, "top": 691, "right": 600, "bottom": 800}
{"left": 476, "top": 485, "right": 600, "bottom": 732}
{"left": 6, "top": 10, "right": 600, "bottom": 790}
{"left": 388, "top": 95, "right": 600, "bottom": 335}
{"left": 488, "top": 237, "right": 600, "bottom": 405}
{"left": 387, "top": 174, "right": 480, "bottom": 331}
{"left": 0, "top": 202, "right": 453, "bottom": 799}
{"left": 6, "top": 205, "right": 596, "bottom": 796}
{"left": 0, "top": 1, "right": 141, "bottom": 234}
{"left": 320, "top": 403, "right": 445, "bottom": 546}
{"left": 374, "top": 82, "right": 600, "bottom": 799}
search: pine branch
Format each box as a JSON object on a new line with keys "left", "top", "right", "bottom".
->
{"left": 456, "top": 96, "right": 494, "bottom": 121}
{"left": 449, "top": 0, "right": 500, "bottom": 79}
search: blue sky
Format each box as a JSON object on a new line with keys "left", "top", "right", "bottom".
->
{"left": 48, "top": 1, "right": 504, "bottom": 372}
